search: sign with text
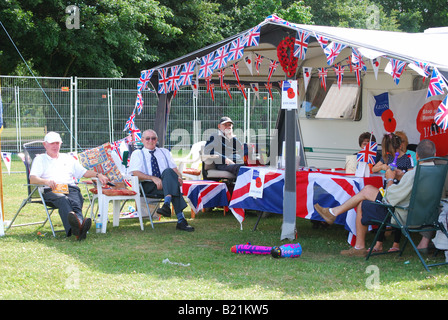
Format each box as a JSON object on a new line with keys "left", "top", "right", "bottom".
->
{"left": 281, "top": 80, "right": 298, "bottom": 110}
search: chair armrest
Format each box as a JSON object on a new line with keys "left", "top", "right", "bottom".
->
{"left": 201, "top": 154, "right": 219, "bottom": 165}
{"left": 25, "top": 183, "right": 48, "bottom": 187}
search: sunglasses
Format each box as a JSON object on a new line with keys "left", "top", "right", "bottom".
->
{"left": 144, "top": 136, "right": 157, "bottom": 141}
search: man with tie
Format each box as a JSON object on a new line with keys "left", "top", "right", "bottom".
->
{"left": 129, "top": 129, "right": 194, "bottom": 232}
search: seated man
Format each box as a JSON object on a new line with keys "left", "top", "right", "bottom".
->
{"left": 128, "top": 129, "right": 194, "bottom": 232}
{"left": 29, "top": 131, "right": 109, "bottom": 240}
{"left": 203, "top": 116, "right": 246, "bottom": 176}
{"left": 314, "top": 139, "right": 436, "bottom": 256}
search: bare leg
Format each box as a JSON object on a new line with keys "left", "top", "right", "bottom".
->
{"left": 332, "top": 185, "right": 379, "bottom": 216}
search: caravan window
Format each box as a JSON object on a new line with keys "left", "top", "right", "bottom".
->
{"left": 299, "top": 77, "right": 362, "bottom": 120}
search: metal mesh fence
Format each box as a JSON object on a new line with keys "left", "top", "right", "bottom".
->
{"left": 0, "top": 75, "right": 281, "bottom": 157}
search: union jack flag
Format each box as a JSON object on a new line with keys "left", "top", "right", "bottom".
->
{"left": 212, "top": 44, "right": 229, "bottom": 70}
{"left": 218, "top": 68, "right": 226, "bottom": 88}
{"left": 254, "top": 53, "right": 263, "bottom": 74}
{"left": 129, "top": 126, "right": 142, "bottom": 142}
{"left": 237, "top": 82, "right": 247, "bottom": 100}
{"left": 229, "top": 167, "right": 284, "bottom": 225}
{"left": 351, "top": 48, "right": 366, "bottom": 71}
{"left": 229, "top": 167, "right": 382, "bottom": 246}
{"left": 324, "top": 41, "right": 347, "bottom": 66}
{"left": 357, "top": 141, "right": 377, "bottom": 165}
{"left": 178, "top": 60, "right": 196, "bottom": 86}
{"left": 318, "top": 68, "right": 328, "bottom": 91}
{"left": 434, "top": 95, "right": 448, "bottom": 130}
{"left": 353, "top": 63, "right": 362, "bottom": 86}
{"left": 205, "top": 75, "right": 212, "bottom": 93}
{"left": 243, "top": 25, "right": 261, "bottom": 47}
{"left": 168, "top": 65, "right": 181, "bottom": 92}
{"left": 228, "top": 37, "right": 245, "bottom": 61}
{"left": 209, "top": 82, "right": 215, "bottom": 101}
{"left": 264, "top": 14, "right": 296, "bottom": 29}
{"left": 294, "top": 30, "right": 310, "bottom": 60}
{"left": 265, "top": 82, "right": 273, "bottom": 100}
{"left": 333, "top": 64, "right": 344, "bottom": 89}
{"left": 268, "top": 59, "right": 278, "bottom": 83}
{"left": 427, "top": 68, "right": 447, "bottom": 98}
{"left": 183, "top": 181, "right": 230, "bottom": 214}
{"left": 123, "top": 111, "right": 137, "bottom": 131}
{"left": 231, "top": 62, "right": 241, "bottom": 84}
{"left": 222, "top": 83, "right": 232, "bottom": 100}
{"left": 135, "top": 92, "right": 143, "bottom": 115}
{"left": 157, "top": 67, "right": 171, "bottom": 94}
{"left": 411, "top": 61, "right": 431, "bottom": 78}
{"left": 137, "top": 69, "right": 154, "bottom": 92}
{"left": 298, "top": 172, "right": 382, "bottom": 247}
{"left": 314, "top": 33, "right": 329, "bottom": 50}
{"left": 388, "top": 58, "right": 406, "bottom": 85}
{"left": 198, "top": 52, "right": 216, "bottom": 79}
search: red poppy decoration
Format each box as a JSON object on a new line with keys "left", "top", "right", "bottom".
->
{"left": 381, "top": 109, "right": 397, "bottom": 133}
{"left": 277, "top": 37, "right": 298, "bottom": 78}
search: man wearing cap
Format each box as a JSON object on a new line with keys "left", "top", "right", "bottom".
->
{"left": 29, "top": 131, "right": 109, "bottom": 240}
{"left": 204, "top": 116, "right": 246, "bottom": 176}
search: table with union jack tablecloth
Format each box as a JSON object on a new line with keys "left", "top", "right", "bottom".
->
{"left": 182, "top": 180, "right": 231, "bottom": 218}
{"left": 229, "top": 166, "right": 383, "bottom": 246}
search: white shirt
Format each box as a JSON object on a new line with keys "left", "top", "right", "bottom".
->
{"left": 30, "top": 153, "right": 87, "bottom": 185}
{"left": 128, "top": 147, "right": 176, "bottom": 176}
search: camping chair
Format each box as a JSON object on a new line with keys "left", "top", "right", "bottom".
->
{"left": 128, "top": 142, "right": 176, "bottom": 228}
{"left": 365, "top": 157, "right": 448, "bottom": 271}
{"left": 6, "top": 141, "right": 61, "bottom": 237}
{"left": 178, "top": 141, "right": 206, "bottom": 180}
{"left": 200, "top": 145, "right": 236, "bottom": 182}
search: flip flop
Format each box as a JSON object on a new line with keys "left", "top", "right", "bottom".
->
{"left": 388, "top": 247, "right": 400, "bottom": 252}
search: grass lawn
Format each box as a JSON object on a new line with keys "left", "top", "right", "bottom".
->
{"left": 1, "top": 160, "right": 448, "bottom": 301}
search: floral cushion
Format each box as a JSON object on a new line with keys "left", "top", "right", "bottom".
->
{"left": 89, "top": 188, "right": 137, "bottom": 196}
{"left": 78, "top": 142, "right": 124, "bottom": 183}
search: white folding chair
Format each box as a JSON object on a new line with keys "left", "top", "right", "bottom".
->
{"left": 92, "top": 175, "right": 144, "bottom": 233}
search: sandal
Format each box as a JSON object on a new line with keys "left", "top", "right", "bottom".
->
{"left": 371, "top": 247, "right": 382, "bottom": 253}
{"left": 388, "top": 247, "right": 400, "bottom": 252}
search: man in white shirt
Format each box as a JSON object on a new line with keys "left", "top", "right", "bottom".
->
{"left": 128, "top": 129, "right": 194, "bottom": 232}
{"left": 30, "top": 131, "right": 109, "bottom": 240}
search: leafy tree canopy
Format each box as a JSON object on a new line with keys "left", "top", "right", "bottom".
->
{"left": 0, "top": 0, "right": 446, "bottom": 78}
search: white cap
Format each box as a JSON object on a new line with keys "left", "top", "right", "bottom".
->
{"left": 44, "top": 131, "right": 62, "bottom": 143}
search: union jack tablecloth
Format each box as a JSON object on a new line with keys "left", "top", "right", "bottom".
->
{"left": 229, "top": 166, "right": 383, "bottom": 246}
{"left": 182, "top": 180, "right": 231, "bottom": 215}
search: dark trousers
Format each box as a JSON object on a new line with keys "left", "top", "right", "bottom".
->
{"left": 141, "top": 168, "right": 187, "bottom": 214}
{"left": 215, "top": 163, "right": 242, "bottom": 176}
{"left": 43, "top": 185, "right": 84, "bottom": 236}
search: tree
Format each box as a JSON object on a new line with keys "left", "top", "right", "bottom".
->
{"left": 303, "top": 0, "right": 400, "bottom": 31}
{"left": 373, "top": 0, "right": 448, "bottom": 32}
{"left": 0, "top": 0, "right": 180, "bottom": 77}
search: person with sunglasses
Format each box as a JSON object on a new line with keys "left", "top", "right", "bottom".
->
{"left": 128, "top": 129, "right": 194, "bottom": 232}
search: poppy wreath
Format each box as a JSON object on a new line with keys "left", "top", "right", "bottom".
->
{"left": 277, "top": 36, "right": 298, "bottom": 78}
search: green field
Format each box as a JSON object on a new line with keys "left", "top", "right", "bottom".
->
{"left": 0, "top": 159, "right": 447, "bottom": 301}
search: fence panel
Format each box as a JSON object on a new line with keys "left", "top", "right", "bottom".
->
{"left": 0, "top": 76, "right": 281, "bottom": 157}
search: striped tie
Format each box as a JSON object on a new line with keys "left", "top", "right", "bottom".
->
{"left": 149, "top": 150, "right": 161, "bottom": 178}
